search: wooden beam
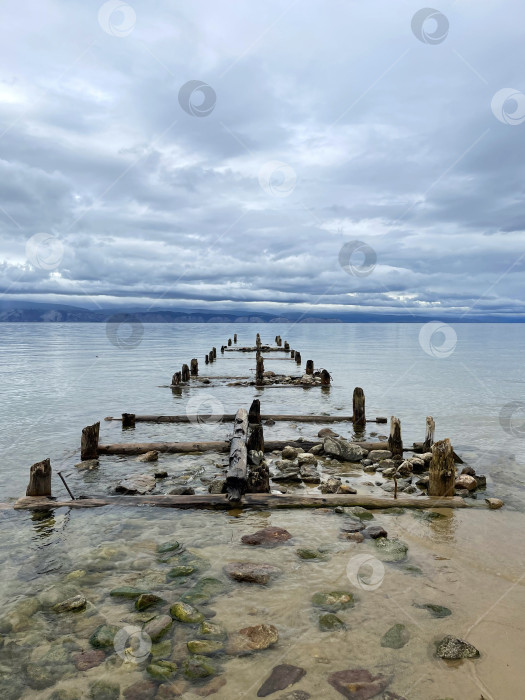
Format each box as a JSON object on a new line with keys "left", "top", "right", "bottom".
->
{"left": 226, "top": 408, "right": 248, "bottom": 501}
{"left": 13, "top": 493, "right": 469, "bottom": 511}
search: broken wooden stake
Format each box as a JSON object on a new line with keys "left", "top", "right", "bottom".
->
{"left": 228, "top": 338, "right": 232, "bottom": 346}
{"left": 284, "top": 341, "right": 290, "bottom": 351}
{"left": 291, "top": 349, "right": 295, "bottom": 358}
{"left": 226, "top": 408, "right": 248, "bottom": 502}
{"left": 423, "top": 416, "right": 435, "bottom": 452}
{"left": 190, "top": 359, "right": 199, "bottom": 376}
{"left": 247, "top": 423, "right": 265, "bottom": 453}
{"left": 353, "top": 387, "right": 366, "bottom": 428}
{"left": 205, "top": 355, "right": 209, "bottom": 365}
{"left": 321, "top": 370, "right": 331, "bottom": 386}
{"left": 234, "top": 334, "right": 237, "bottom": 343}
{"left": 182, "top": 364, "right": 190, "bottom": 382}
{"left": 256, "top": 355, "right": 265, "bottom": 386}
{"left": 295, "top": 351, "right": 302, "bottom": 364}
{"left": 26, "top": 458, "right": 52, "bottom": 497}
{"left": 81, "top": 422, "right": 100, "bottom": 460}
{"left": 305, "top": 360, "right": 314, "bottom": 375}
{"left": 429, "top": 438, "right": 456, "bottom": 497}
{"left": 171, "top": 371, "right": 182, "bottom": 385}
{"left": 248, "top": 399, "right": 261, "bottom": 424}
{"left": 388, "top": 416, "right": 403, "bottom": 459}
{"left": 122, "top": 413, "right": 136, "bottom": 429}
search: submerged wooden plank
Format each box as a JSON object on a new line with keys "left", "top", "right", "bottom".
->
{"left": 106, "top": 414, "right": 358, "bottom": 423}
{"left": 13, "top": 493, "right": 469, "bottom": 511}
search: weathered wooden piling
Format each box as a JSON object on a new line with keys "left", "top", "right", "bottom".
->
{"left": 228, "top": 338, "right": 232, "bottom": 346}
{"left": 205, "top": 355, "right": 209, "bottom": 365}
{"left": 221, "top": 345, "right": 225, "bottom": 353}
{"left": 321, "top": 369, "right": 331, "bottom": 387}
{"left": 248, "top": 399, "right": 261, "bottom": 424}
{"left": 429, "top": 438, "right": 456, "bottom": 497}
{"left": 388, "top": 416, "right": 403, "bottom": 458}
{"left": 212, "top": 347, "right": 217, "bottom": 359}
{"left": 172, "top": 371, "right": 182, "bottom": 385}
{"left": 81, "top": 422, "right": 100, "bottom": 460}
{"left": 284, "top": 341, "right": 290, "bottom": 351}
{"left": 247, "top": 423, "right": 265, "bottom": 453}
{"left": 234, "top": 334, "right": 237, "bottom": 343}
{"left": 291, "top": 349, "right": 295, "bottom": 358}
{"left": 26, "top": 458, "right": 52, "bottom": 497}
{"left": 256, "top": 356, "right": 265, "bottom": 386}
{"left": 305, "top": 360, "right": 314, "bottom": 375}
{"left": 226, "top": 409, "right": 248, "bottom": 501}
{"left": 275, "top": 335, "right": 282, "bottom": 346}
{"left": 122, "top": 413, "right": 136, "bottom": 429}
{"left": 423, "top": 416, "right": 435, "bottom": 452}
{"left": 295, "top": 351, "right": 302, "bottom": 364}
{"left": 353, "top": 387, "right": 366, "bottom": 428}
{"left": 182, "top": 364, "right": 190, "bottom": 382}
{"left": 190, "top": 359, "right": 199, "bottom": 376}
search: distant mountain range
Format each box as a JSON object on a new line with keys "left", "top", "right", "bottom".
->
{"left": 0, "top": 301, "right": 521, "bottom": 323}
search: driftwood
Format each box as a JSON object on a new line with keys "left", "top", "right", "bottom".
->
{"left": 429, "top": 438, "right": 456, "bottom": 496}
{"left": 388, "top": 416, "right": 403, "bottom": 458}
{"left": 353, "top": 387, "right": 366, "bottom": 428}
{"left": 14, "top": 493, "right": 468, "bottom": 511}
{"left": 81, "top": 422, "right": 100, "bottom": 460}
{"left": 26, "top": 459, "right": 52, "bottom": 497}
{"left": 226, "top": 408, "right": 248, "bottom": 501}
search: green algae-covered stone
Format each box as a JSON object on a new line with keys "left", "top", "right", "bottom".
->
{"left": 157, "top": 541, "right": 182, "bottom": 554}
{"left": 187, "top": 639, "right": 224, "bottom": 655}
{"left": 89, "top": 624, "right": 120, "bottom": 649}
{"left": 415, "top": 603, "right": 451, "bottom": 618}
{"left": 381, "top": 623, "right": 410, "bottom": 649}
{"left": 151, "top": 640, "right": 172, "bottom": 659}
{"left": 109, "top": 587, "right": 146, "bottom": 600}
{"left": 348, "top": 506, "right": 375, "bottom": 521}
{"left": 167, "top": 565, "right": 195, "bottom": 579}
{"left": 199, "top": 621, "right": 227, "bottom": 640}
{"left": 88, "top": 680, "right": 120, "bottom": 700}
{"left": 374, "top": 537, "right": 408, "bottom": 562}
{"left": 135, "top": 593, "right": 163, "bottom": 611}
{"left": 318, "top": 614, "right": 346, "bottom": 632}
{"left": 143, "top": 615, "right": 172, "bottom": 642}
{"left": 170, "top": 602, "right": 204, "bottom": 624}
{"left": 312, "top": 591, "right": 355, "bottom": 612}
{"left": 147, "top": 660, "right": 178, "bottom": 681}
{"left": 182, "top": 655, "right": 217, "bottom": 680}
{"left": 296, "top": 548, "right": 327, "bottom": 561}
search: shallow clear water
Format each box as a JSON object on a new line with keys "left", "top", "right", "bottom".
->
{"left": 0, "top": 323, "right": 524, "bottom": 699}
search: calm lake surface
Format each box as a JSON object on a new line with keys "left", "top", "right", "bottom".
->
{"left": 0, "top": 323, "right": 524, "bottom": 700}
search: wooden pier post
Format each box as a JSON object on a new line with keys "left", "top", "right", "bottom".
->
{"left": 205, "top": 355, "right": 209, "bottom": 365}
{"left": 228, "top": 338, "right": 232, "bottom": 346}
{"left": 212, "top": 347, "right": 217, "bottom": 360}
{"left": 234, "top": 334, "right": 237, "bottom": 343}
{"left": 248, "top": 399, "right": 261, "bottom": 424}
{"left": 81, "top": 422, "right": 100, "bottom": 460}
{"left": 388, "top": 417, "right": 403, "bottom": 459}
{"left": 122, "top": 413, "right": 136, "bottom": 429}
{"left": 321, "top": 370, "right": 331, "bottom": 387}
{"left": 221, "top": 345, "right": 225, "bottom": 353}
{"left": 284, "top": 341, "right": 290, "bottom": 352}
{"left": 275, "top": 335, "right": 282, "bottom": 346}
{"left": 172, "top": 371, "right": 182, "bottom": 385}
{"left": 226, "top": 409, "right": 248, "bottom": 501}
{"left": 291, "top": 349, "right": 295, "bottom": 358}
{"left": 26, "top": 458, "right": 52, "bottom": 497}
{"left": 352, "top": 387, "right": 366, "bottom": 428}
{"left": 423, "top": 416, "right": 435, "bottom": 452}
{"left": 429, "top": 438, "right": 456, "bottom": 497}
{"left": 190, "top": 359, "right": 199, "bottom": 376}
{"left": 182, "top": 364, "right": 190, "bottom": 382}
{"left": 305, "top": 360, "right": 314, "bottom": 375}
{"left": 256, "top": 356, "right": 265, "bottom": 386}
{"left": 295, "top": 351, "right": 302, "bottom": 364}
{"left": 247, "top": 423, "right": 265, "bottom": 453}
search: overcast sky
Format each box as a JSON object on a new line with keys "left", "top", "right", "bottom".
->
{"left": 0, "top": 0, "right": 524, "bottom": 318}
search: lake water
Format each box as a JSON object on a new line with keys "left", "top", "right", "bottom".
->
{"left": 0, "top": 323, "right": 524, "bottom": 700}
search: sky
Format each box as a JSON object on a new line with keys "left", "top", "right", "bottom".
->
{"left": 0, "top": 0, "right": 524, "bottom": 319}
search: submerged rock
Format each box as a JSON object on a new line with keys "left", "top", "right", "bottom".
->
{"left": 89, "top": 680, "right": 120, "bottom": 700}
{"left": 168, "top": 565, "right": 196, "bottom": 579}
{"left": 110, "top": 586, "right": 147, "bottom": 599}
{"left": 347, "top": 507, "right": 374, "bottom": 521}
{"left": 115, "top": 474, "right": 155, "bottom": 495}
{"left": 169, "top": 486, "right": 196, "bottom": 495}
{"left": 224, "top": 562, "right": 282, "bottom": 585}
{"left": 157, "top": 541, "right": 182, "bottom": 554}
{"left": 312, "top": 591, "right": 355, "bottom": 612}
{"left": 485, "top": 497, "right": 504, "bottom": 509}
{"left": 364, "top": 526, "right": 387, "bottom": 539}
{"left": 147, "top": 660, "right": 178, "bottom": 681}
{"left": 323, "top": 437, "right": 368, "bottom": 462}
{"left": 381, "top": 624, "right": 410, "bottom": 649}
{"left": 53, "top": 594, "right": 87, "bottom": 613}
{"left": 183, "top": 655, "right": 217, "bottom": 680}
{"left": 74, "top": 459, "right": 99, "bottom": 470}
{"left": 73, "top": 649, "right": 106, "bottom": 671}
{"left": 328, "top": 669, "right": 391, "bottom": 699}
{"left": 123, "top": 680, "right": 157, "bottom": 700}
{"left": 241, "top": 526, "right": 292, "bottom": 547}
{"left": 415, "top": 603, "right": 451, "bottom": 618}
{"left": 187, "top": 639, "right": 224, "bottom": 655}
{"left": 277, "top": 693, "right": 311, "bottom": 700}
{"left": 137, "top": 451, "right": 158, "bottom": 462}
{"left": 257, "top": 665, "right": 307, "bottom": 697}
{"left": 374, "top": 538, "right": 408, "bottom": 562}
{"left": 228, "top": 624, "right": 279, "bottom": 654}
{"left": 170, "top": 602, "right": 204, "bottom": 624}
{"left": 199, "top": 620, "right": 227, "bottom": 640}
{"left": 436, "top": 636, "right": 480, "bottom": 659}
{"left": 318, "top": 613, "right": 346, "bottom": 631}
{"left": 367, "top": 450, "right": 392, "bottom": 461}
{"left": 143, "top": 615, "right": 172, "bottom": 642}
{"left": 135, "top": 593, "right": 163, "bottom": 611}
{"left": 296, "top": 548, "right": 327, "bottom": 561}
{"left": 89, "top": 624, "right": 120, "bottom": 649}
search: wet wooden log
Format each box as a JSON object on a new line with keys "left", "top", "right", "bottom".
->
{"left": 388, "top": 416, "right": 403, "bottom": 458}
{"left": 423, "top": 416, "right": 435, "bottom": 452}
{"left": 122, "top": 413, "right": 136, "bottom": 429}
{"left": 226, "top": 408, "right": 248, "bottom": 501}
{"left": 305, "top": 360, "right": 314, "bottom": 375}
{"left": 295, "top": 351, "right": 302, "bottom": 364}
{"left": 248, "top": 399, "right": 261, "bottom": 424}
{"left": 321, "top": 369, "right": 331, "bottom": 386}
{"left": 182, "top": 364, "right": 190, "bottom": 382}
{"left": 247, "top": 423, "right": 265, "bottom": 453}
{"left": 26, "top": 458, "right": 52, "bottom": 497}
{"left": 256, "top": 356, "right": 265, "bottom": 386}
{"left": 353, "top": 387, "right": 366, "bottom": 428}
{"left": 14, "top": 493, "right": 468, "bottom": 511}
{"left": 190, "top": 359, "right": 199, "bottom": 376}
{"left": 171, "top": 371, "right": 182, "bottom": 385}
{"left": 429, "top": 438, "right": 456, "bottom": 497}
{"left": 81, "top": 422, "right": 100, "bottom": 460}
